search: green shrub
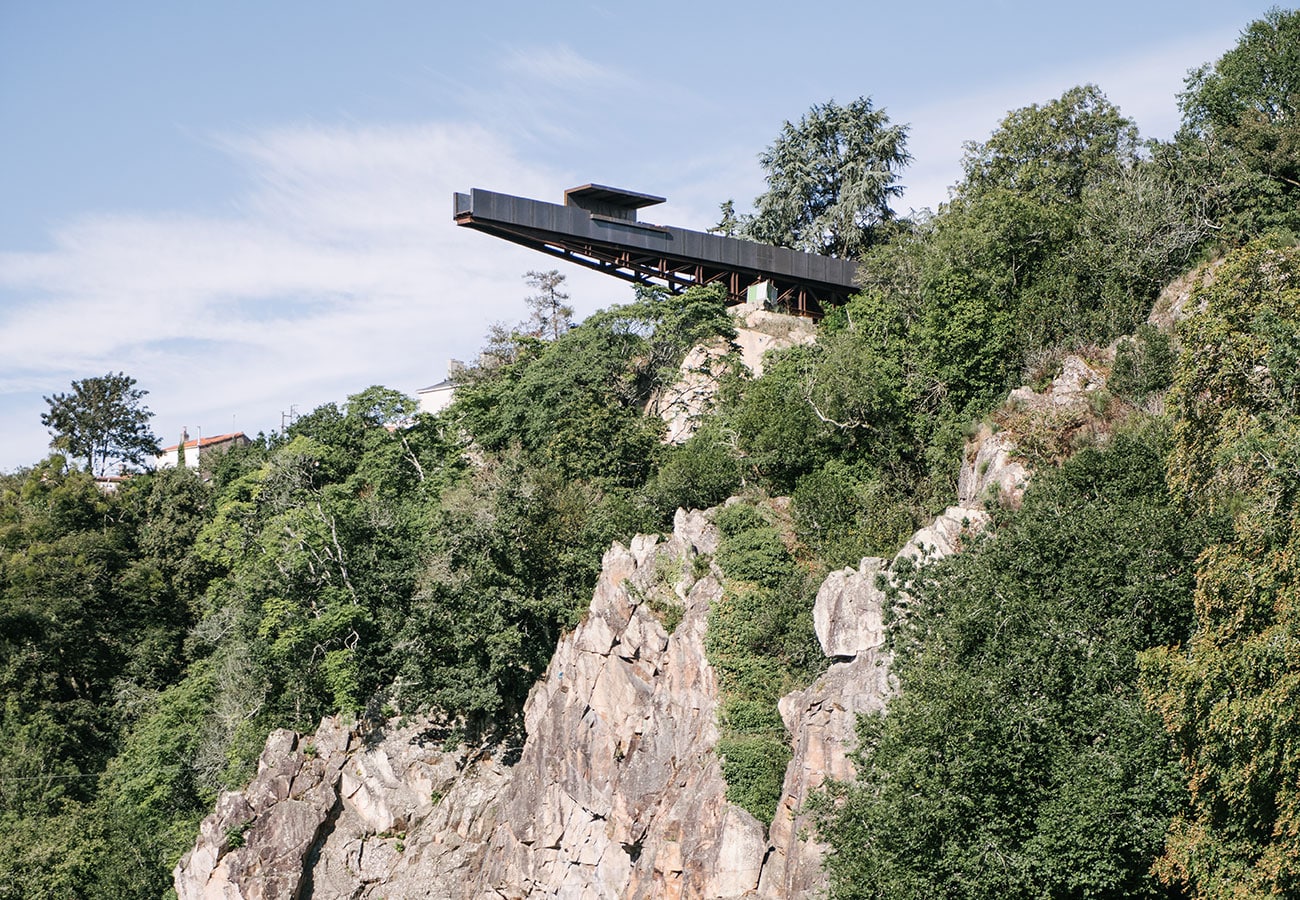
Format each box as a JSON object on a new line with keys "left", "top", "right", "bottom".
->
{"left": 712, "top": 506, "right": 797, "bottom": 589}
{"left": 706, "top": 503, "right": 823, "bottom": 827}
{"left": 716, "top": 735, "right": 791, "bottom": 824}
{"left": 644, "top": 591, "right": 685, "bottom": 635}
{"left": 720, "top": 697, "right": 784, "bottom": 734}
{"left": 793, "top": 462, "right": 915, "bottom": 567}
{"left": 1110, "top": 324, "right": 1173, "bottom": 401}
{"left": 713, "top": 502, "right": 769, "bottom": 537}
{"left": 651, "top": 427, "right": 743, "bottom": 515}
{"left": 715, "top": 528, "right": 794, "bottom": 588}
{"left": 224, "top": 820, "right": 252, "bottom": 850}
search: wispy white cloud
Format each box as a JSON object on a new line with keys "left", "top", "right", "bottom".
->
{"left": 0, "top": 37, "right": 706, "bottom": 471}
{"left": 501, "top": 44, "right": 621, "bottom": 86}
{"left": 431, "top": 44, "right": 634, "bottom": 153}
{"left": 0, "top": 24, "right": 1242, "bottom": 471}
{"left": 0, "top": 121, "right": 624, "bottom": 470}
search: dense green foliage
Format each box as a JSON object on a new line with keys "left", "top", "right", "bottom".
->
{"left": 804, "top": 15, "right": 1298, "bottom": 899}
{"left": 0, "top": 461, "right": 214, "bottom": 897}
{"left": 1110, "top": 323, "right": 1175, "bottom": 402}
{"left": 712, "top": 79, "right": 1208, "bottom": 558}
{"left": 1166, "top": 8, "right": 1300, "bottom": 243}
{"left": 821, "top": 429, "right": 1215, "bottom": 899}
{"left": 706, "top": 502, "right": 820, "bottom": 824}
{"left": 1142, "top": 240, "right": 1300, "bottom": 898}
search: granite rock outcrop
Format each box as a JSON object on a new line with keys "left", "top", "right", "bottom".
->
{"left": 177, "top": 422, "right": 1028, "bottom": 899}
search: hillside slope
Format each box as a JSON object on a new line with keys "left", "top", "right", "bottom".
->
{"left": 174, "top": 394, "right": 1040, "bottom": 897}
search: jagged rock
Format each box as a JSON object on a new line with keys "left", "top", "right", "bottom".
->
{"left": 1049, "top": 355, "right": 1106, "bottom": 404}
{"left": 959, "top": 424, "right": 1030, "bottom": 508}
{"left": 446, "top": 510, "right": 762, "bottom": 899}
{"left": 176, "top": 728, "right": 347, "bottom": 900}
{"left": 177, "top": 420, "right": 1026, "bottom": 899}
{"left": 655, "top": 339, "right": 736, "bottom": 445}
{"left": 761, "top": 457, "right": 998, "bottom": 896}
{"left": 652, "top": 308, "right": 818, "bottom": 444}
{"left": 730, "top": 308, "right": 817, "bottom": 379}
{"left": 896, "top": 506, "right": 989, "bottom": 566}
{"left": 178, "top": 509, "right": 773, "bottom": 900}
{"left": 674, "top": 506, "right": 720, "bottom": 557}
{"left": 813, "top": 558, "right": 886, "bottom": 658}
{"left": 761, "top": 650, "right": 892, "bottom": 898}
{"left": 1008, "top": 353, "right": 1107, "bottom": 410}
{"left": 1147, "top": 258, "right": 1221, "bottom": 331}
{"left": 708, "top": 807, "right": 768, "bottom": 896}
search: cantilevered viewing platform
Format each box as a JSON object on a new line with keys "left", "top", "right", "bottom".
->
{"left": 452, "top": 184, "right": 858, "bottom": 317}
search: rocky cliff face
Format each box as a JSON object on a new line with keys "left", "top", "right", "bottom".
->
{"left": 176, "top": 438, "right": 1030, "bottom": 899}
{"left": 178, "top": 511, "right": 759, "bottom": 899}
{"left": 653, "top": 307, "right": 818, "bottom": 444}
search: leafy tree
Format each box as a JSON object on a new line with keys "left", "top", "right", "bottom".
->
{"left": 917, "top": 190, "right": 1057, "bottom": 387}
{"left": 1141, "top": 239, "right": 1300, "bottom": 898}
{"left": 0, "top": 462, "right": 133, "bottom": 796}
{"left": 721, "top": 346, "right": 839, "bottom": 493}
{"left": 345, "top": 384, "right": 418, "bottom": 427}
{"left": 792, "top": 460, "right": 913, "bottom": 567}
{"left": 41, "top": 372, "right": 160, "bottom": 476}
{"left": 1172, "top": 7, "right": 1300, "bottom": 241}
{"left": 896, "top": 84, "right": 1196, "bottom": 372}
{"left": 154, "top": 387, "right": 459, "bottom": 791}
{"left": 394, "top": 450, "right": 628, "bottom": 726}
{"left": 822, "top": 429, "right": 1211, "bottom": 900}
{"left": 1066, "top": 162, "right": 1209, "bottom": 333}
{"left": 960, "top": 84, "right": 1140, "bottom": 205}
{"left": 522, "top": 269, "right": 575, "bottom": 341}
{"left": 648, "top": 422, "right": 743, "bottom": 514}
{"left": 456, "top": 284, "right": 733, "bottom": 488}
{"left": 947, "top": 84, "right": 1187, "bottom": 348}
{"left": 737, "top": 96, "right": 910, "bottom": 258}
{"left": 708, "top": 199, "right": 742, "bottom": 237}
{"left": 477, "top": 271, "right": 575, "bottom": 369}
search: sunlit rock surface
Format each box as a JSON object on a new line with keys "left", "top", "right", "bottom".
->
{"left": 178, "top": 424, "right": 1025, "bottom": 898}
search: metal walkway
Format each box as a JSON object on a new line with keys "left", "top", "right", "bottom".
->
{"left": 453, "top": 184, "right": 858, "bottom": 317}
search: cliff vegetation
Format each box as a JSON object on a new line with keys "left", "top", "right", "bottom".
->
{"left": 2, "top": 9, "right": 1298, "bottom": 898}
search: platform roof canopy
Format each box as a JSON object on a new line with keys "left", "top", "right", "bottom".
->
{"left": 453, "top": 184, "right": 858, "bottom": 317}
{"left": 564, "top": 183, "right": 665, "bottom": 214}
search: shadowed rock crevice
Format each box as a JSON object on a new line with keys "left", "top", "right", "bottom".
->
{"left": 298, "top": 782, "right": 345, "bottom": 898}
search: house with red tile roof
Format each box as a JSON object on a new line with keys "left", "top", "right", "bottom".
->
{"left": 154, "top": 429, "right": 250, "bottom": 470}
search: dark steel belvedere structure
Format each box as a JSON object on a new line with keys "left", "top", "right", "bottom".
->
{"left": 453, "top": 184, "right": 858, "bottom": 317}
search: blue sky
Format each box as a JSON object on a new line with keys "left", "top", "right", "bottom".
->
{"left": 0, "top": 0, "right": 1280, "bottom": 471}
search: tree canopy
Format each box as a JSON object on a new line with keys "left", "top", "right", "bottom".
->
{"left": 822, "top": 428, "right": 1211, "bottom": 899}
{"left": 737, "top": 96, "right": 910, "bottom": 258}
{"left": 41, "top": 372, "right": 160, "bottom": 476}
{"left": 1176, "top": 7, "right": 1300, "bottom": 239}
{"left": 960, "top": 83, "right": 1139, "bottom": 204}
{"left": 1141, "top": 239, "right": 1300, "bottom": 897}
